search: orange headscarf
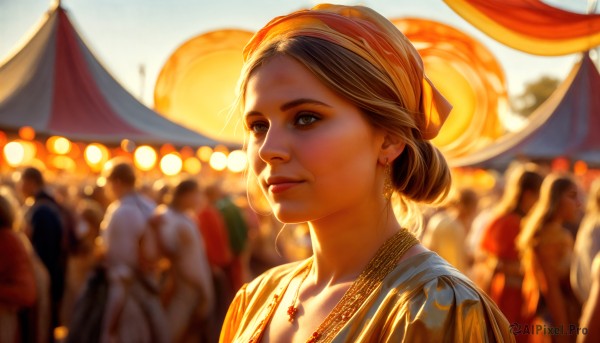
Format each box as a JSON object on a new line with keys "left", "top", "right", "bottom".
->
{"left": 243, "top": 4, "right": 452, "bottom": 140}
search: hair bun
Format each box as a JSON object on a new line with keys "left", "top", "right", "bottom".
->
{"left": 391, "top": 140, "right": 451, "bottom": 204}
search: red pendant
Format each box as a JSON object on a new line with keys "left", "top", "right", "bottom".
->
{"left": 287, "top": 305, "right": 299, "bottom": 322}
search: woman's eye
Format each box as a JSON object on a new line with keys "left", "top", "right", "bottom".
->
{"left": 248, "top": 121, "right": 269, "bottom": 134}
{"left": 295, "top": 113, "right": 319, "bottom": 127}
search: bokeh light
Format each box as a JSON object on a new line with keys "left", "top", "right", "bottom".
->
{"left": 574, "top": 160, "right": 588, "bottom": 176}
{"left": 84, "top": 143, "right": 110, "bottom": 172}
{"left": 134, "top": 145, "right": 158, "bottom": 171}
{"left": 209, "top": 151, "right": 228, "bottom": 171}
{"left": 50, "top": 155, "right": 76, "bottom": 172}
{"left": 197, "top": 146, "right": 213, "bottom": 162}
{"left": 120, "top": 139, "right": 136, "bottom": 153}
{"left": 47, "top": 136, "right": 72, "bottom": 155}
{"left": 4, "top": 141, "right": 25, "bottom": 167}
{"left": 160, "top": 153, "right": 183, "bottom": 176}
{"left": 3, "top": 140, "right": 37, "bottom": 167}
{"left": 18, "top": 126, "right": 35, "bottom": 140}
{"left": 183, "top": 157, "right": 202, "bottom": 174}
{"left": 227, "top": 150, "right": 247, "bottom": 173}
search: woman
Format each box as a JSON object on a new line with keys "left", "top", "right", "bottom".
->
{"left": 0, "top": 188, "right": 36, "bottom": 343}
{"left": 518, "top": 174, "right": 581, "bottom": 343}
{"left": 220, "top": 4, "right": 513, "bottom": 342}
{"left": 578, "top": 252, "right": 600, "bottom": 343}
{"left": 477, "top": 165, "right": 543, "bottom": 324}
{"left": 571, "top": 178, "right": 600, "bottom": 303}
{"left": 155, "top": 179, "right": 215, "bottom": 343}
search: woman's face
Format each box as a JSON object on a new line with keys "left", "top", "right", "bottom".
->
{"left": 244, "top": 55, "right": 385, "bottom": 223}
{"left": 556, "top": 184, "right": 581, "bottom": 223}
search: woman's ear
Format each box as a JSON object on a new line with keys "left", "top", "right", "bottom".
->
{"left": 378, "top": 134, "right": 406, "bottom": 165}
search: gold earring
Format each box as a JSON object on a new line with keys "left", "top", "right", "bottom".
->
{"left": 383, "top": 158, "right": 393, "bottom": 200}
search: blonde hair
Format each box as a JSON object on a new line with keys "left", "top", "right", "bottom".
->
{"left": 237, "top": 36, "right": 451, "bottom": 215}
{"left": 517, "top": 174, "right": 576, "bottom": 253}
{"left": 586, "top": 178, "right": 600, "bottom": 215}
{"left": 494, "top": 163, "right": 543, "bottom": 217}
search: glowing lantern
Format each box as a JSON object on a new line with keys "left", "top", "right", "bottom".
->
{"left": 4, "top": 141, "right": 25, "bottom": 167}
{"left": 154, "top": 29, "right": 254, "bottom": 144}
{"left": 18, "top": 126, "right": 35, "bottom": 140}
{"left": 160, "top": 153, "right": 183, "bottom": 176}
{"left": 134, "top": 145, "right": 158, "bottom": 171}
{"left": 47, "top": 136, "right": 72, "bottom": 155}
{"left": 209, "top": 151, "right": 228, "bottom": 171}
{"left": 84, "top": 143, "right": 110, "bottom": 172}
{"left": 183, "top": 157, "right": 202, "bottom": 174}
{"left": 197, "top": 146, "right": 213, "bottom": 162}
{"left": 227, "top": 150, "right": 247, "bottom": 173}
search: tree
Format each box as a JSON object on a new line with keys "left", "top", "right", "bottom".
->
{"left": 512, "top": 75, "right": 560, "bottom": 117}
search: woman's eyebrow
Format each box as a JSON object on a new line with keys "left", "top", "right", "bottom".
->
{"left": 244, "top": 98, "right": 332, "bottom": 118}
{"left": 280, "top": 98, "right": 332, "bottom": 111}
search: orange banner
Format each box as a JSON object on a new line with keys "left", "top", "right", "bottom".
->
{"left": 444, "top": 0, "right": 600, "bottom": 55}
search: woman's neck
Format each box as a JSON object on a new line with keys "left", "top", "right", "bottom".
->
{"left": 307, "top": 199, "right": 401, "bottom": 286}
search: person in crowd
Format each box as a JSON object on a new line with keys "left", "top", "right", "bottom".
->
{"left": 476, "top": 165, "right": 543, "bottom": 326}
{"left": 518, "top": 174, "right": 582, "bottom": 343}
{"left": 578, "top": 252, "right": 600, "bottom": 343}
{"left": 220, "top": 4, "right": 513, "bottom": 342}
{"left": 422, "top": 187, "right": 478, "bottom": 272}
{"left": 60, "top": 196, "right": 104, "bottom": 326}
{"left": 197, "top": 185, "right": 236, "bottom": 334}
{"left": 206, "top": 184, "right": 249, "bottom": 290}
{"left": 466, "top": 172, "right": 503, "bottom": 258}
{"left": 155, "top": 179, "right": 215, "bottom": 343}
{"left": 0, "top": 188, "right": 37, "bottom": 343}
{"left": 571, "top": 178, "right": 600, "bottom": 303}
{"left": 19, "top": 166, "right": 68, "bottom": 340}
{"left": 99, "top": 159, "right": 167, "bottom": 343}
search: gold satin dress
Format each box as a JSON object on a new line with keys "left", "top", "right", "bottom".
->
{"left": 220, "top": 251, "right": 515, "bottom": 342}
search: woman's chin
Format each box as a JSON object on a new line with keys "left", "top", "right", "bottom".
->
{"left": 272, "top": 206, "right": 312, "bottom": 224}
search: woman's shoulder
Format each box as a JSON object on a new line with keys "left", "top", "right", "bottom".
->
{"left": 384, "top": 251, "right": 480, "bottom": 297}
{"left": 376, "top": 251, "right": 513, "bottom": 341}
{"left": 380, "top": 251, "right": 497, "bottom": 315}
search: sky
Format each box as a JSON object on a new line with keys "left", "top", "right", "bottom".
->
{"left": 0, "top": 0, "right": 597, "bottom": 108}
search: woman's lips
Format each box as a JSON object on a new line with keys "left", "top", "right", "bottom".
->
{"left": 269, "top": 181, "right": 302, "bottom": 194}
{"left": 266, "top": 176, "right": 304, "bottom": 194}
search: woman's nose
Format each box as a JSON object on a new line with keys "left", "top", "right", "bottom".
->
{"left": 257, "top": 125, "right": 291, "bottom": 164}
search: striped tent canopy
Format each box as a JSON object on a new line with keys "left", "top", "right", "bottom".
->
{"left": 0, "top": 3, "right": 219, "bottom": 147}
{"left": 450, "top": 53, "right": 600, "bottom": 168}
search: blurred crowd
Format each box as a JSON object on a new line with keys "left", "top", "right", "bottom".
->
{"left": 0, "top": 159, "right": 310, "bottom": 343}
{"left": 1, "top": 159, "right": 599, "bottom": 343}
{"left": 422, "top": 163, "right": 600, "bottom": 343}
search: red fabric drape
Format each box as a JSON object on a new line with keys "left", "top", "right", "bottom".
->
{"left": 444, "top": 0, "right": 600, "bottom": 55}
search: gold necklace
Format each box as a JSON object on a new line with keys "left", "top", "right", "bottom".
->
{"left": 246, "top": 228, "right": 418, "bottom": 343}
{"left": 287, "top": 261, "right": 312, "bottom": 322}
{"left": 306, "top": 228, "right": 418, "bottom": 343}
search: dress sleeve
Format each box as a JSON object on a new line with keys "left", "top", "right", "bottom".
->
{"left": 220, "top": 283, "right": 249, "bottom": 343}
{"left": 382, "top": 275, "right": 515, "bottom": 342}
